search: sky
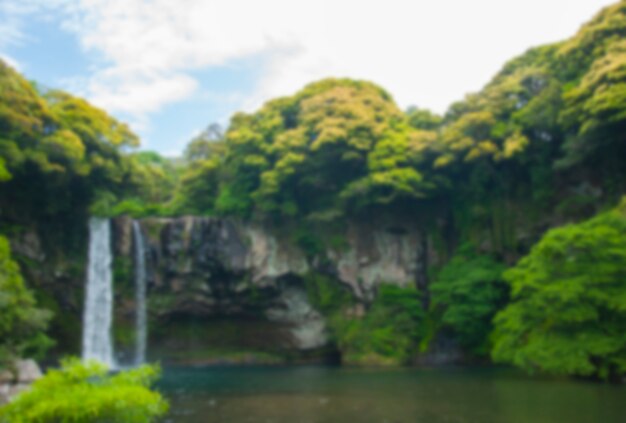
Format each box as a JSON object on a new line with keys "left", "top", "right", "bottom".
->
{"left": 0, "top": 0, "right": 618, "bottom": 156}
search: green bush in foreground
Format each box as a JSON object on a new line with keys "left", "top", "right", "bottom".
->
{"left": 0, "top": 358, "right": 168, "bottom": 423}
{"left": 492, "top": 199, "right": 626, "bottom": 381}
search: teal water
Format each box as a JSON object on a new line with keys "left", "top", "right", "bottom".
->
{"left": 158, "top": 366, "right": 625, "bottom": 423}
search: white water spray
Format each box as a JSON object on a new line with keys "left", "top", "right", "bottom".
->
{"left": 82, "top": 217, "right": 115, "bottom": 368}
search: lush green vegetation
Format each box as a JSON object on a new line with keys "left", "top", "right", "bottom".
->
{"left": 0, "top": 63, "right": 133, "bottom": 223}
{"left": 0, "top": 0, "right": 625, "bottom": 385}
{"left": 212, "top": 79, "right": 433, "bottom": 220}
{"left": 163, "top": 3, "right": 626, "bottom": 227}
{"left": 310, "top": 279, "right": 425, "bottom": 365}
{"left": 0, "top": 358, "right": 168, "bottom": 422}
{"left": 334, "top": 284, "right": 424, "bottom": 365}
{"left": 168, "top": 79, "right": 442, "bottom": 222}
{"left": 0, "top": 60, "right": 180, "bottom": 237}
{"left": 304, "top": 272, "right": 355, "bottom": 315}
{"left": 492, "top": 199, "right": 626, "bottom": 381}
{"left": 0, "top": 236, "right": 52, "bottom": 369}
{"left": 430, "top": 246, "right": 508, "bottom": 356}
{"left": 0, "top": 61, "right": 180, "bottom": 359}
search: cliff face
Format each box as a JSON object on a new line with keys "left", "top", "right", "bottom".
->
{"left": 8, "top": 228, "right": 86, "bottom": 359}
{"left": 5, "top": 214, "right": 432, "bottom": 365}
{"left": 111, "top": 216, "right": 428, "bottom": 363}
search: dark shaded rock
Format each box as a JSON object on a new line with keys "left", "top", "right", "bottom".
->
{"left": 11, "top": 230, "right": 45, "bottom": 262}
{"left": 413, "top": 336, "right": 466, "bottom": 366}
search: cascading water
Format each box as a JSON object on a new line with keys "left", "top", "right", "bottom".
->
{"left": 82, "top": 217, "right": 115, "bottom": 368}
{"left": 133, "top": 220, "right": 148, "bottom": 366}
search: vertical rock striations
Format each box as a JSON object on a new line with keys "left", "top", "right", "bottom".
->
{"left": 111, "top": 216, "right": 428, "bottom": 362}
{"left": 132, "top": 220, "right": 148, "bottom": 366}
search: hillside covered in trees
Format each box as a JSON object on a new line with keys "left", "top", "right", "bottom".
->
{"left": 1, "top": 0, "right": 626, "bottom": 385}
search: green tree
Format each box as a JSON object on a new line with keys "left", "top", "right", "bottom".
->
{"left": 184, "top": 123, "right": 224, "bottom": 162}
{"left": 171, "top": 127, "right": 226, "bottom": 215}
{"left": 492, "top": 199, "right": 626, "bottom": 381}
{"left": 559, "top": 38, "right": 626, "bottom": 168}
{"left": 0, "top": 158, "right": 10, "bottom": 182}
{"left": 172, "top": 158, "right": 221, "bottom": 214}
{"left": 112, "top": 151, "right": 181, "bottom": 216}
{"left": 333, "top": 284, "right": 424, "bottom": 365}
{"left": 182, "top": 78, "right": 435, "bottom": 221}
{"left": 430, "top": 246, "right": 507, "bottom": 355}
{"left": 406, "top": 106, "right": 442, "bottom": 130}
{"left": 0, "top": 358, "right": 168, "bottom": 422}
{"left": 0, "top": 236, "right": 52, "bottom": 368}
{"left": 0, "top": 60, "right": 144, "bottom": 225}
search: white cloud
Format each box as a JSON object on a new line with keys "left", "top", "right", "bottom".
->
{"left": 56, "top": 0, "right": 304, "bottom": 116}
{"left": 0, "top": 5, "right": 29, "bottom": 49}
{"left": 243, "top": 0, "right": 620, "bottom": 113}
{"left": 3, "top": 0, "right": 619, "bottom": 121}
{"left": 87, "top": 68, "right": 197, "bottom": 115}
{"left": 0, "top": 0, "right": 70, "bottom": 48}
{"left": 0, "top": 52, "right": 21, "bottom": 71}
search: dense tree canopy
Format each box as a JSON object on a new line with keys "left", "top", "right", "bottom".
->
{"left": 492, "top": 199, "right": 626, "bottom": 381}
{"left": 0, "top": 63, "right": 121, "bottom": 221}
{"left": 173, "top": 79, "right": 437, "bottom": 220}
{"left": 0, "top": 60, "right": 181, "bottom": 236}
{"left": 167, "top": 2, "right": 626, "bottom": 227}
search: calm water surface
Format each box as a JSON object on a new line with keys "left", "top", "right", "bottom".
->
{"left": 158, "top": 366, "right": 625, "bottom": 423}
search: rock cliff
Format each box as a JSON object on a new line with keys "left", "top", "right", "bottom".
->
{"left": 111, "top": 216, "right": 429, "bottom": 363}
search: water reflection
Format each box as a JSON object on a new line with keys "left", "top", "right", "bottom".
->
{"left": 158, "top": 366, "right": 625, "bottom": 423}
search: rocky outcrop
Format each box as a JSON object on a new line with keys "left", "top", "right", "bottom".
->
{"left": 110, "top": 216, "right": 427, "bottom": 361}
{"left": 0, "top": 360, "right": 42, "bottom": 405}
{"left": 3, "top": 216, "right": 431, "bottom": 364}
{"left": 133, "top": 216, "right": 424, "bottom": 299}
{"left": 10, "top": 230, "right": 45, "bottom": 263}
{"left": 329, "top": 223, "right": 425, "bottom": 301}
{"left": 265, "top": 287, "right": 328, "bottom": 350}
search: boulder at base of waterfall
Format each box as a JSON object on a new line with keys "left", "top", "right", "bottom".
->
{"left": 0, "top": 360, "right": 43, "bottom": 405}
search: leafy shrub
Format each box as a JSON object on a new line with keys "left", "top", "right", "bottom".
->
{"left": 88, "top": 191, "right": 118, "bottom": 217}
{"left": 492, "top": 199, "right": 626, "bottom": 381}
{"left": 111, "top": 198, "right": 148, "bottom": 217}
{"left": 292, "top": 228, "right": 325, "bottom": 257}
{"left": 0, "top": 358, "right": 169, "bottom": 422}
{"left": 333, "top": 284, "right": 424, "bottom": 364}
{"left": 110, "top": 199, "right": 173, "bottom": 218}
{"left": 304, "top": 272, "right": 354, "bottom": 314}
{"left": 430, "top": 245, "right": 507, "bottom": 355}
{"left": 0, "top": 236, "right": 52, "bottom": 368}
{"left": 214, "top": 184, "right": 252, "bottom": 217}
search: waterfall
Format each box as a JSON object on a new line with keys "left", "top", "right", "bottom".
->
{"left": 132, "top": 220, "right": 148, "bottom": 366}
{"left": 82, "top": 217, "right": 115, "bottom": 368}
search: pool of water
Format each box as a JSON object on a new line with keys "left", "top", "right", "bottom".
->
{"left": 158, "top": 365, "right": 625, "bottom": 423}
